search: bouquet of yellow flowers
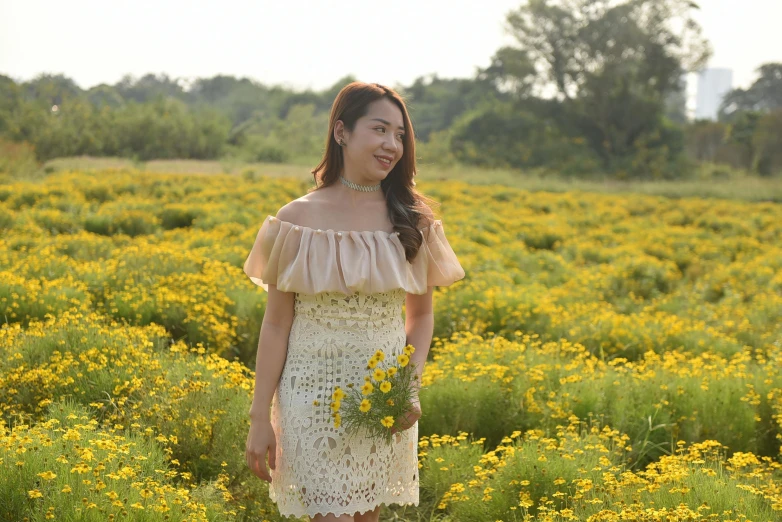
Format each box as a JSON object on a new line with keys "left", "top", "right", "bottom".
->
{"left": 318, "top": 344, "right": 419, "bottom": 446}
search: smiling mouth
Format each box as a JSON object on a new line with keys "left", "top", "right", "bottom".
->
{"left": 375, "top": 156, "right": 392, "bottom": 167}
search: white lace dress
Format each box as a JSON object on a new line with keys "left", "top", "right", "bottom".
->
{"left": 243, "top": 214, "right": 465, "bottom": 519}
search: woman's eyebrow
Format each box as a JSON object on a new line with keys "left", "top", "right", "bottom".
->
{"left": 370, "top": 118, "right": 405, "bottom": 131}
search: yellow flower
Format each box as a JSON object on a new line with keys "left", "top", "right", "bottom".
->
{"left": 374, "top": 350, "right": 385, "bottom": 362}
{"left": 312, "top": 400, "right": 320, "bottom": 406}
{"left": 332, "top": 387, "right": 345, "bottom": 401}
{"left": 379, "top": 381, "right": 392, "bottom": 393}
{"left": 373, "top": 368, "right": 386, "bottom": 381}
{"left": 28, "top": 489, "right": 43, "bottom": 499}
{"left": 359, "top": 399, "right": 372, "bottom": 412}
{"left": 361, "top": 382, "right": 374, "bottom": 395}
{"left": 331, "top": 400, "right": 341, "bottom": 412}
{"left": 333, "top": 413, "right": 341, "bottom": 428}
{"left": 381, "top": 416, "right": 395, "bottom": 428}
{"left": 367, "top": 357, "right": 379, "bottom": 369}
{"left": 37, "top": 471, "right": 57, "bottom": 480}
{"left": 387, "top": 367, "right": 398, "bottom": 377}
{"left": 386, "top": 399, "right": 395, "bottom": 406}
{"left": 403, "top": 344, "right": 416, "bottom": 355}
{"left": 397, "top": 354, "right": 410, "bottom": 367}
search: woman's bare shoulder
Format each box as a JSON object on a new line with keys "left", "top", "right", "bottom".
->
{"left": 274, "top": 199, "right": 307, "bottom": 224}
{"left": 274, "top": 190, "right": 329, "bottom": 227}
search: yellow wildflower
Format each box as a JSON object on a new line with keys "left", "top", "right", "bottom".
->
{"left": 362, "top": 382, "right": 374, "bottom": 395}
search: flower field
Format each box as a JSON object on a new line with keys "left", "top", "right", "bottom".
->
{"left": 1, "top": 169, "right": 781, "bottom": 521}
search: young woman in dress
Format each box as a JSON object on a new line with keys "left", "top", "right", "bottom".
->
{"left": 243, "top": 81, "right": 465, "bottom": 522}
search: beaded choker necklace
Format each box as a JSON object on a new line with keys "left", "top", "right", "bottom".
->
{"left": 339, "top": 175, "right": 381, "bottom": 192}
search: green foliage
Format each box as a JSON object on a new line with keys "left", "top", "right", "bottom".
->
{"left": 752, "top": 109, "right": 782, "bottom": 176}
{"left": 719, "top": 62, "right": 782, "bottom": 118}
{"left": 683, "top": 109, "right": 782, "bottom": 177}
{"left": 448, "top": 101, "right": 602, "bottom": 176}
{"left": 0, "top": 27, "right": 779, "bottom": 181}
{"left": 0, "top": 139, "right": 39, "bottom": 180}
{"left": 0, "top": 90, "right": 231, "bottom": 162}
{"left": 158, "top": 204, "right": 205, "bottom": 229}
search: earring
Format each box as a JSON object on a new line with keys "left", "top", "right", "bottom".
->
{"left": 339, "top": 139, "right": 346, "bottom": 146}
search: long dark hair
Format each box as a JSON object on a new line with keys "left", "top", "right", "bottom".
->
{"left": 310, "top": 81, "right": 438, "bottom": 263}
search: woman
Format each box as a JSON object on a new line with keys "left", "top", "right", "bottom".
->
{"left": 243, "top": 81, "right": 465, "bottom": 522}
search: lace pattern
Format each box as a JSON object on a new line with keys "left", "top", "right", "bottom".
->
{"left": 268, "top": 288, "right": 420, "bottom": 518}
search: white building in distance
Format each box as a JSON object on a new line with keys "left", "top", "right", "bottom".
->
{"left": 695, "top": 68, "right": 733, "bottom": 120}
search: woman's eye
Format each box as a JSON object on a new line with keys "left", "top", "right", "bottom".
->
{"left": 376, "top": 127, "right": 404, "bottom": 141}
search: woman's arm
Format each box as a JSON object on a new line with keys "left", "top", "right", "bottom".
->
{"left": 404, "top": 286, "right": 435, "bottom": 395}
{"left": 248, "top": 283, "right": 295, "bottom": 421}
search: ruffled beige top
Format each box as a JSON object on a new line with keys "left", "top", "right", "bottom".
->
{"left": 243, "top": 215, "right": 466, "bottom": 295}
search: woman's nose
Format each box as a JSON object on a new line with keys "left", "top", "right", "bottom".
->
{"left": 384, "top": 136, "right": 398, "bottom": 152}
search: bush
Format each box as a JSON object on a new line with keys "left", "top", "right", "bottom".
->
{"left": 0, "top": 139, "right": 39, "bottom": 180}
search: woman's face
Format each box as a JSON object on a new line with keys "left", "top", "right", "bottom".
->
{"left": 338, "top": 98, "right": 405, "bottom": 183}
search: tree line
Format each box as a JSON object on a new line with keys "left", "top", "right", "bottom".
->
{"left": 1, "top": 0, "right": 780, "bottom": 180}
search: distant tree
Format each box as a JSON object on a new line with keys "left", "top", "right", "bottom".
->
{"left": 401, "top": 74, "right": 503, "bottom": 141}
{"left": 86, "top": 84, "right": 125, "bottom": 109}
{"left": 664, "top": 74, "right": 688, "bottom": 125}
{"left": 448, "top": 99, "right": 601, "bottom": 175}
{"left": 111, "top": 97, "right": 229, "bottom": 160}
{"left": 319, "top": 75, "right": 360, "bottom": 113}
{"left": 719, "top": 63, "right": 782, "bottom": 120}
{"left": 115, "top": 73, "right": 187, "bottom": 103}
{"left": 476, "top": 46, "right": 537, "bottom": 100}
{"left": 684, "top": 119, "right": 727, "bottom": 162}
{"left": 189, "top": 75, "right": 286, "bottom": 126}
{"left": 23, "top": 73, "right": 82, "bottom": 107}
{"left": 724, "top": 111, "right": 761, "bottom": 168}
{"left": 473, "top": 0, "right": 711, "bottom": 178}
{"left": 752, "top": 109, "right": 782, "bottom": 176}
{"left": 0, "top": 75, "right": 23, "bottom": 135}
{"left": 273, "top": 103, "right": 329, "bottom": 160}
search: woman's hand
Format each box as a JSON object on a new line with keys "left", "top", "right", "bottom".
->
{"left": 246, "top": 419, "right": 277, "bottom": 483}
{"left": 389, "top": 396, "right": 421, "bottom": 435}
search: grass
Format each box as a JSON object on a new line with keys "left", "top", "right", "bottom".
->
{"left": 36, "top": 155, "right": 782, "bottom": 203}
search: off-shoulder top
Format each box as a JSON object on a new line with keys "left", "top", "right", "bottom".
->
{"left": 243, "top": 214, "right": 466, "bottom": 295}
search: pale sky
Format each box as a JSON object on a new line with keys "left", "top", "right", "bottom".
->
{"left": 1, "top": 0, "right": 780, "bottom": 94}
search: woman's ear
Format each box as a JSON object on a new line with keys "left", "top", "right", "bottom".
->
{"left": 333, "top": 120, "right": 344, "bottom": 144}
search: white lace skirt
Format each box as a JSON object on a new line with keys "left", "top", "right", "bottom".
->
{"left": 268, "top": 288, "right": 420, "bottom": 518}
